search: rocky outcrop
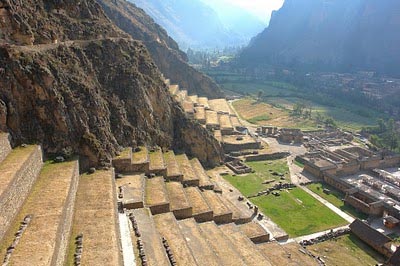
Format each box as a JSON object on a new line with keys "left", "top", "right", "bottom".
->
{"left": 239, "top": 0, "right": 400, "bottom": 76}
{"left": 0, "top": 0, "right": 223, "bottom": 167}
{"left": 97, "top": 0, "right": 224, "bottom": 98}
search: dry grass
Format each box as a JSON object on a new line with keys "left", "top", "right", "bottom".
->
{"left": 233, "top": 98, "right": 316, "bottom": 129}
{"left": 145, "top": 176, "right": 168, "bottom": 205}
{"left": 206, "top": 110, "right": 219, "bottom": 126}
{"left": 114, "top": 147, "right": 130, "bottom": 159}
{"left": 176, "top": 154, "right": 198, "bottom": 182}
{"left": 132, "top": 146, "right": 148, "bottom": 164}
{"left": 309, "top": 234, "right": 385, "bottom": 266}
{"left": 67, "top": 170, "right": 120, "bottom": 266}
{"left": 202, "top": 190, "right": 230, "bottom": 216}
{"left": 185, "top": 187, "right": 211, "bottom": 215}
{"left": 239, "top": 222, "right": 268, "bottom": 239}
{"left": 194, "top": 106, "right": 206, "bottom": 121}
{"left": 258, "top": 242, "right": 316, "bottom": 266}
{"left": 208, "top": 99, "right": 232, "bottom": 114}
{"left": 0, "top": 145, "right": 38, "bottom": 196}
{"left": 198, "top": 97, "right": 210, "bottom": 108}
{"left": 222, "top": 135, "right": 258, "bottom": 145}
{"left": 148, "top": 148, "right": 165, "bottom": 171}
{"left": 1, "top": 160, "right": 77, "bottom": 265}
{"left": 165, "top": 182, "right": 190, "bottom": 211}
{"left": 219, "top": 114, "right": 233, "bottom": 129}
{"left": 163, "top": 150, "right": 182, "bottom": 178}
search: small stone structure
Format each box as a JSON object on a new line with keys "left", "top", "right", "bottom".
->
{"left": 226, "top": 160, "right": 252, "bottom": 174}
{"left": 349, "top": 219, "right": 395, "bottom": 258}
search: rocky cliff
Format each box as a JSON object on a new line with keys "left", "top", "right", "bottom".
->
{"left": 98, "top": 0, "right": 224, "bottom": 99}
{"left": 0, "top": 0, "right": 223, "bottom": 168}
{"left": 239, "top": 0, "right": 400, "bottom": 76}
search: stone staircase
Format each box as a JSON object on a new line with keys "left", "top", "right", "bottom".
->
{"left": 114, "top": 144, "right": 318, "bottom": 266}
{"left": 0, "top": 133, "right": 123, "bottom": 266}
{"left": 0, "top": 131, "right": 318, "bottom": 265}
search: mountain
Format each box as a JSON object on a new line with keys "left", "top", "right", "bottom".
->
{"left": 98, "top": 0, "right": 223, "bottom": 98}
{"left": 130, "top": 0, "right": 262, "bottom": 50}
{"left": 0, "top": 0, "right": 223, "bottom": 168}
{"left": 239, "top": 0, "right": 400, "bottom": 76}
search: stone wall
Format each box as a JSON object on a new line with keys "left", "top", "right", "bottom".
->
{"left": 323, "top": 175, "right": 352, "bottom": 192}
{"left": 361, "top": 157, "right": 381, "bottom": 170}
{"left": 222, "top": 142, "right": 261, "bottom": 153}
{"left": 52, "top": 160, "right": 80, "bottom": 266}
{"left": 304, "top": 164, "right": 324, "bottom": 179}
{"left": 110, "top": 168, "right": 124, "bottom": 266}
{"left": 193, "top": 210, "right": 213, "bottom": 223}
{"left": 213, "top": 212, "right": 233, "bottom": 224}
{"left": 172, "top": 207, "right": 193, "bottom": 220}
{"left": 149, "top": 203, "right": 170, "bottom": 215}
{"left": 0, "top": 146, "right": 43, "bottom": 241}
{"left": 0, "top": 133, "right": 11, "bottom": 163}
{"left": 245, "top": 152, "right": 290, "bottom": 162}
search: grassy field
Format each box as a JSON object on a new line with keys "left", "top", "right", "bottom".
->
{"left": 223, "top": 159, "right": 290, "bottom": 196}
{"left": 207, "top": 70, "right": 382, "bottom": 131}
{"left": 223, "top": 159, "right": 347, "bottom": 237}
{"left": 307, "top": 182, "right": 368, "bottom": 220}
{"left": 232, "top": 98, "right": 318, "bottom": 130}
{"left": 311, "top": 235, "right": 385, "bottom": 266}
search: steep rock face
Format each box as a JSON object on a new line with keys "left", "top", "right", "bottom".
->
{"left": 0, "top": 0, "right": 223, "bottom": 167}
{"left": 97, "top": 0, "right": 224, "bottom": 98}
{"left": 239, "top": 0, "right": 400, "bottom": 76}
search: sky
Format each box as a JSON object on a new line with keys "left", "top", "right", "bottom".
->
{"left": 224, "top": 0, "right": 285, "bottom": 22}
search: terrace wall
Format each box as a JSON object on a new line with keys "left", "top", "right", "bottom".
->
{"left": 0, "top": 146, "right": 43, "bottom": 241}
{"left": 0, "top": 133, "right": 11, "bottom": 162}
{"left": 52, "top": 161, "right": 79, "bottom": 266}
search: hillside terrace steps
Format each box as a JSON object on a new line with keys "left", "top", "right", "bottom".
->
{"left": 205, "top": 110, "right": 220, "bottom": 130}
{"left": 219, "top": 113, "right": 234, "bottom": 135}
{"left": 68, "top": 169, "right": 122, "bottom": 266}
{"left": 197, "top": 221, "right": 246, "bottom": 265}
{"left": 0, "top": 133, "right": 11, "bottom": 163}
{"left": 188, "top": 95, "right": 199, "bottom": 106}
{"left": 153, "top": 212, "right": 198, "bottom": 266}
{"left": 197, "top": 97, "right": 210, "bottom": 109}
{"left": 2, "top": 160, "right": 79, "bottom": 266}
{"left": 132, "top": 208, "right": 170, "bottom": 266}
{"left": 112, "top": 146, "right": 149, "bottom": 173}
{"left": 177, "top": 218, "right": 222, "bottom": 266}
{"left": 144, "top": 176, "right": 170, "bottom": 215}
{"left": 0, "top": 145, "right": 43, "bottom": 242}
{"left": 163, "top": 150, "right": 183, "bottom": 181}
{"left": 219, "top": 223, "right": 272, "bottom": 266}
{"left": 116, "top": 174, "right": 145, "bottom": 209}
{"left": 148, "top": 147, "right": 167, "bottom": 176}
{"left": 168, "top": 84, "right": 179, "bottom": 95}
{"left": 194, "top": 106, "right": 206, "bottom": 124}
{"left": 190, "top": 158, "right": 214, "bottom": 190}
{"left": 217, "top": 192, "right": 253, "bottom": 224}
{"left": 175, "top": 154, "right": 200, "bottom": 186}
{"left": 165, "top": 181, "right": 192, "bottom": 219}
{"left": 201, "top": 190, "right": 233, "bottom": 224}
{"left": 184, "top": 187, "right": 214, "bottom": 222}
{"left": 208, "top": 99, "right": 233, "bottom": 115}
{"left": 238, "top": 221, "right": 270, "bottom": 244}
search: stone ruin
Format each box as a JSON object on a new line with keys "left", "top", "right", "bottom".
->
{"left": 226, "top": 159, "right": 252, "bottom": 174}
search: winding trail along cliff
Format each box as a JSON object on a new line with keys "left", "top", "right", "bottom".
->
{"left": 97, "top": 0, "right": 224, "bottom": 99}
{"left": 0, "top": 0, "right": 223, "bottom": 168}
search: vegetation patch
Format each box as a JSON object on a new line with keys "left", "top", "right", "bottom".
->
{"left": 223, "top": 159, "right": 347, "bottom": 237}
{"left": 307, "top": 182, "right": 368, "bottom": 220}
{"left": 310, "top": 234, "right": 385, "bottom": 266}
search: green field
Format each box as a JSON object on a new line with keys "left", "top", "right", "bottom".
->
{"left": 208, "top": 71, "right": 383, "bottom": 131}
{"left": 307, "top": 182, "right": 368, "bottom": 220}
{"left": 223, "top": 159, "right": 348, "bottom": 237}
{"left": 224, "top": 159, "right": 290, "bottom": 196}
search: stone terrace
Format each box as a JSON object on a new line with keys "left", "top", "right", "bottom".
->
{"left": 4, "top": 161, "right": 79, "bottom": 266}
{"left": 68, "top": 169, "right": 122, "bottom": 266}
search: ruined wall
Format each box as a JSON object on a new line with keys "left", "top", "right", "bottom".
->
{"left": 380, "top": 156, "right": 400, "bottom": 168}
{"left": 0, "top": 146, "right": 42, "bottom": 241}
{"left": 337, "top": 162, "right": 360, "bottom": 176}
{"left": 222, "top": 142, "right": 261, "bottom": 153}
{"left": 245, "top": 152, "right": 290, "bottom": 162}
{"left": 323, "top": 175, "right": 352, "bottom": 192}
{"left": 361, "top": 158, "right": 381, "bottom": 170}
{"left": 52, "top": 160, "right": 80, "bottom": 266}
{"left": 0, "top": 133, "right": 11, "bottom": 162}
{"left": 304, "top": 164, "right": 324, "bottom": 179}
